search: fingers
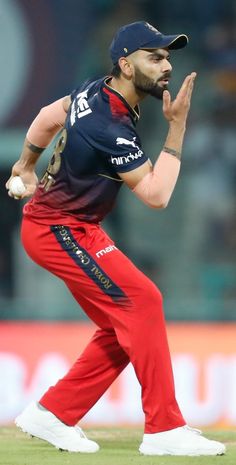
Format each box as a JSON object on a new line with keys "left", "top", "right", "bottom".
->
{"left": 21, "top": 189, "right": 32, "bottom": 199}
{"left": 21, "top": 184, "right": 37, "bottom": 199}
{"left": 8, "top": 191, "right": 21, "bottom": 200}
{"left": 5, "top": 176, "right": 13, "bottom": 190}
{"left": 6, "top": 180, "right": 32, "bottom": 200}
{"left": 177, "top": 72, "right": 197, "bottom": 101}
{"left": 6, "top": 169, "right": 38, "bottom": 200}
{"left": 8, "top": 190, "right": 30, "bottom": 200}
{"left": 5, "top": 174, "right": 21, "bottom": 199}
{"left": 162, "top": 90, "right": 171, "bottom": 112}
{"left": 186, "top": 72, "right": 197, "bottom": 101}
{"left": 176, "top": 74, "right": 192, "bottom": 100}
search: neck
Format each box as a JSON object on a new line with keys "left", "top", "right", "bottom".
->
{"left": 108, "top": 76, "right": 146, "bottom": 108}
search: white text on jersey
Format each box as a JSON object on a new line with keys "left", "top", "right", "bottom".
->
{"left": 70, "top": 90, "right": 92, "bottom": 125}
{"left": 111, "top": 149, "right": 143, "bottom": 165}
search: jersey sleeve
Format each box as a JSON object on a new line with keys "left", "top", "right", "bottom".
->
{"left": 99, "top": 122, "right": 148, "bottom": 173}
{"left": 70, "top": 86, "right": 82, "bottom": 102}
{"left": 70, "top": 78, "right": 97, "bottom": 102}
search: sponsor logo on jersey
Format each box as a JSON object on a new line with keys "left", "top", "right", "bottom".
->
{"left": 116, "top": 136, "right": 139, "bottom": 149}
{"left": 70, "top": 89, "right": 92, "bottom": 125}
{"left": 111, "top": 149, "right": 143, "bottom": 165}
{"left": 96, "top": 245, "right": 118, "bottom": 258}
{"left": 113, "top": 136, "right": 143, "bottom": 165}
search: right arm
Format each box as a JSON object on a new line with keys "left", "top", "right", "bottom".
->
{"left": 6, "top": 95, "right": 71, "bottom": 198}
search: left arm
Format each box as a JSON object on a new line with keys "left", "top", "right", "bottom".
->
{"left": 118, "top": 72, "right": 196, "bottom": 208}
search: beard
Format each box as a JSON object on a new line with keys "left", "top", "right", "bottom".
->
{"left": 133, "top": 66, "right": 170, "bottom": 100}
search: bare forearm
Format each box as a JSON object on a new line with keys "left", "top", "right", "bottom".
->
{"left": 150, "top": 121, "right": 186, "bottom": 203}
{"left": 132, "top": 122, "right": 185, "bottom": 208}
{"left": 17, "top": 139, "right": 43, "bottom": 170}
{"left": 132, "top": 151, "right": 180, "bottom": 208}
{"left": 164, "top": 121, "right": 186, "bottom": 156}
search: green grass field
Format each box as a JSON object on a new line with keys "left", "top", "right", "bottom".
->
{"left": 0, "top": 427, "right": 235, "bottom": 465}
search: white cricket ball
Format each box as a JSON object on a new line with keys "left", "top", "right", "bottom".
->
{"left": 9, "top": 176, "right": 26, "bottom": 197}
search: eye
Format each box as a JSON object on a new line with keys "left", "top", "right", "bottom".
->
{"left": 150, "top": 56, "right": 161, "bottom": 62}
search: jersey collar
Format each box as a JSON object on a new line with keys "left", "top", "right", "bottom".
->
{"left": 103, "top": 77, "right": 140, "bottom": 124}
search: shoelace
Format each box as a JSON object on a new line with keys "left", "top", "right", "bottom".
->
{"left": 184, "top": 425, "right": 202, "bottom": 435}
{"left": 74, "top": 425, "right": 87, "bottom": 438}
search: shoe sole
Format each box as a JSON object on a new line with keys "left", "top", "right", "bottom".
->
{"left": 15, "top": 416, "right": 99, "bottom": 453}
{"left": 139, "top": 443, "right": 225, "bottom": 456}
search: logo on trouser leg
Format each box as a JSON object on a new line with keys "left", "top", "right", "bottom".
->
{"left": 51, "top": 225, "right": 130, "bottom": 305}
{"left": 96, "top": 245, "right": 118, "bottom": 258}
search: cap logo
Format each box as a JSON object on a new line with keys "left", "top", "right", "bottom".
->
{"left": 145, "top": 22, "right": 160, "bottom": 34}
{"left": 124, "top": 47, "right": 128, "bottom": 53}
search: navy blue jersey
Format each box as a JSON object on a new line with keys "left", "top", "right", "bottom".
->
{"left": 24, "top": 77, "right": 148, "bottom": 224}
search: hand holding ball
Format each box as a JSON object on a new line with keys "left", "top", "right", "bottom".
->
{"left": 8, "top": 176, "right": 26, "bottom": 198}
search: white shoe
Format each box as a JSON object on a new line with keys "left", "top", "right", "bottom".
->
{"left": 15, "top": 402, "right": 99, "bottom": 453}
{"left": 139, "top": 425, "right": 226, "bottom": 456}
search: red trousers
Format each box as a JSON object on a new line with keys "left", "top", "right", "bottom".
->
{"left": 21, "top": 216, "right": 185, "bottom": 433}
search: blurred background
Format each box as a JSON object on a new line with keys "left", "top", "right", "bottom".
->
{"left": 0, "top": 0, "right": 236, "bottom": 427}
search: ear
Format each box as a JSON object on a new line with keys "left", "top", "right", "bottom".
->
{"left": 118, "top": 57, "right": 133, "bottom": 78}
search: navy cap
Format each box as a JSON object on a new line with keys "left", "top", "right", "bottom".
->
{"left": 109, "top": 21, "right": 188, "bottom": 64}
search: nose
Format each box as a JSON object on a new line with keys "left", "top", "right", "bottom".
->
{"left": 162, "top": 59, "right": 172, "bottom": 73}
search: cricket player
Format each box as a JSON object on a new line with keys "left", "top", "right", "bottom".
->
{"left": 6, "top": 21, "right": 225, "bottom": 456}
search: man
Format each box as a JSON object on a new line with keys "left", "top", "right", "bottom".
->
{"left": 6, "top": 21, "right": 225, "bottom": 456}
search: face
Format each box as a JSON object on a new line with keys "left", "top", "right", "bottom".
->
{"left": 128, "top": 48, "right": 172, "bottom": 99}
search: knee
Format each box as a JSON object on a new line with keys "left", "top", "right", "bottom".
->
{"left": 145, "top": 281, "right": 163, "bottom": 309}
{"left": 134, "top": 280, "right": 164, "bottom": 321}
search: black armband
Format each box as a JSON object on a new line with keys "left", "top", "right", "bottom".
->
{"left": 163, "top": 146, "right": 182, "bottom": 161}
{"left": 27, "top": 142, "right": 45, "bottom": 154}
